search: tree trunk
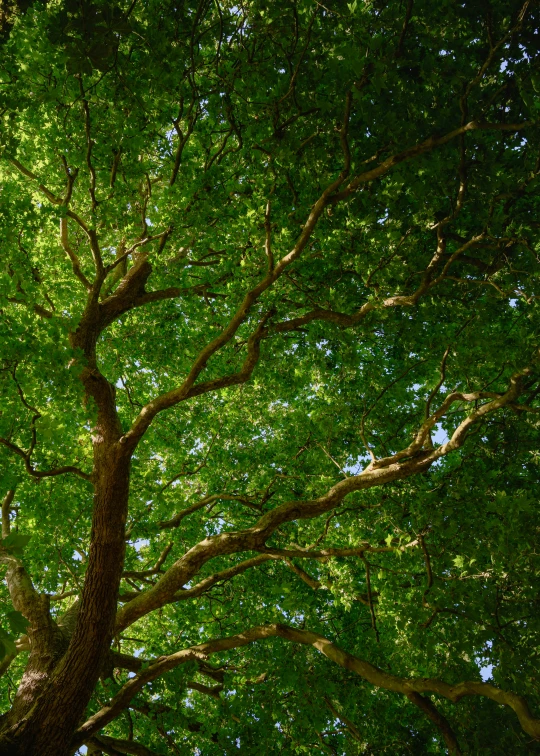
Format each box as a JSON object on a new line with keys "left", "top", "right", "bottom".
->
{"left": 0, "top": 442, "right": 130, "bottom": 755}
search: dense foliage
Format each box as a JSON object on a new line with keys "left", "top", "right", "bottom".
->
{"left": 0, "top": 0, "right": 539, "bottom": 753}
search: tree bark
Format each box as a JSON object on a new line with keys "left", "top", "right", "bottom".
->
{"left": 0, "top": 430, "right": 130, "bottom": 755}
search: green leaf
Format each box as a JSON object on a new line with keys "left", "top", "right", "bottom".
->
{"left": 2, "top": 533, "right": 31, "bottom": 556}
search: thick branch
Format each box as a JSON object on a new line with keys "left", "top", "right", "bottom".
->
{"left": 115, "top": 364, "right": 533, "bottom": 631}
{"left": 0, "top": 546, "right": 49, "bottom": 629}
{"left": 74, "top": 623, "right": 540, "bottom": 747}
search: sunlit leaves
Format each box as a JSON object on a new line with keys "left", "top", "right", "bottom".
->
{"left": 0, "top": 0, "right": 539, "bottom": 752}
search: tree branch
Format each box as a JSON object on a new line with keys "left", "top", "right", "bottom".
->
{"left": 328, "top": 120, "right": 530, "bottom": 205}
{"left": 109, "top": 116, "right": 528, "bottom": 456}
{"left": 158, "top": 493, "right": 259, "bottom": 530}
{"left": 168, "top": 554, "right": 277, "bottom": 601}
{"left": 0, "top": 437, "right": 93, "bottom": 482}
{"left": 59, "top": 218, "right": 92, "bottom": 291}
{"left": 78, "top": 77, "right": 98, "bottom": 213}
{"left": 6, "top": 157, "right": 91, "bottom": 235}
{"left": 6, "top": 155, "right": 104, "bottom": 279}
{"left": 121, "top": 308, "right": 275, "bottom": 449}
{"left": 74, "top": 623, "right": 540, "bottom": 748}
{"left": 114, "top": 363, "right": 535, "bottom": 631}
{"left": 0, "top": 544, "right": 50, "bottom": 631}
{"left": 406, "top": 691, "right": 462, "bottom": 755}
{"left": 104, "top": 231, "right": 172, "bottom": 275}
{"left": 1, "top": 489, "right": 16, "bottom": 539}
{"left": 88, "top": 735, "right": 161, "bottom": 756}
{"left": 118, "top": 93, "right": 355, "bottom": 450}
{"left": 122, "top": 542, "right": 174, "bottom": 579}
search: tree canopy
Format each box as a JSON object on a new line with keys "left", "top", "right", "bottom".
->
{"left": 0, "top": 0, "right": 539, "bottom": 753}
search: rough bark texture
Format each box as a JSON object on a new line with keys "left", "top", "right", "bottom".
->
{"left": 0, "top": 451, "right": 130, "bottom": 755}
{"left": 0, "top": 10, "right": 538, "bottom": 747}
{"left": 0, "top": 292, "right": 132, "bottom": 754}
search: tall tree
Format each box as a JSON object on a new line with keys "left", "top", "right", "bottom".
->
{"left": 0, "top": 0, "right": 539, "bottom": 753}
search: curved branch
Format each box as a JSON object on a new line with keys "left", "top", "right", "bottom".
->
{"left": 6, "top": 157, "right": 91, "bottom": 236}
{"left": 0, "top": 437, "right": 92, "bottom": 482}
{"left": 120, "top": 543, "right": 415, "bottom": 606}
{"left": 119, "top": 118, "right": 529, "bottom": 452}
{"left": 7, "top": 297, "right": 54, "bottom": 320}
{"left": 117, "top": 95, "right": 349, "bottom": 450}
{"left": 60, "top": 218, "right": 92, "bottom": 291}
{"left": 406, "top": 692, "right": 462, "bottom": 755}
{"left": 265, "top": 233, "right": 484, "bottom": 343}
{"left": 0, "top": 546, "right": 50, "bottom": 630}
{"left": 114, "top": 363, "right": 534, "bottom": 631}
{"left": 73, "top": 623, "right": 540, "bottom": 748}
{"left": 329, "top": 120, "right": 530, "bottom": 205}
{"left": 168, "top": 554, "right": 277, "bottom": 600}
{"left": 369, "top": 363, "right": 535, "bottom": 471}
{"left": 122, "top": 542, "right": 174, "bottom": 579}
{"left": 158, "top": 493, "right": 259, "bottom": 530}
{"left": 6, "top": 156, "right": 105, "bottom": 282}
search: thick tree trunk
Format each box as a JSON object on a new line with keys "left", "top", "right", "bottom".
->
{"left": 0, "top": 444, "right": 130, "bottom": 755}
{"left": 0, "top": 258, "right": 153, "bottom": 753}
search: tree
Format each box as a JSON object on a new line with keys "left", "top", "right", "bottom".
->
{"left": 0, "top": 0, "right": 538, "bottom": 753}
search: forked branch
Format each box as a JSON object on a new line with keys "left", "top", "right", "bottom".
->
{"left": 74, "top": 623, "right": 540, "bottom": 748}
{"left": 0, "top": 437, "right": 92, "bottom": 482}
{"left": 114, "top": 362, "right": 536, "bottom": 631}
